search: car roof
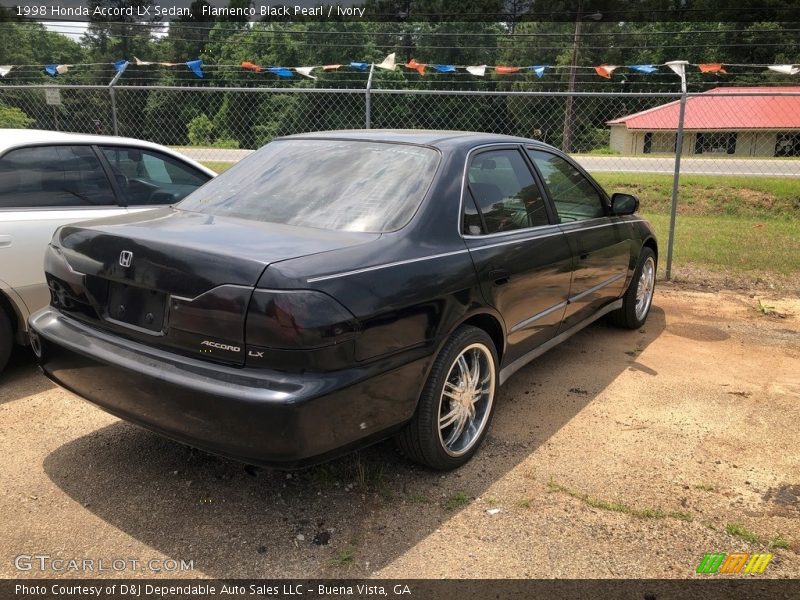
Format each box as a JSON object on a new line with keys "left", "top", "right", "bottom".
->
{"left": 0, "top": 128, "right": 170, "bottom": 151}
{"left": 280, "top": 129, "right": 552, "bottom": 150}
{"left": 0, "top": 129, "right": 216, "bottom": 176}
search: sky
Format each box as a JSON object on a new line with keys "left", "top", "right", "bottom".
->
{"left": 43, "top": 21, "right": 89, "bottom": 40}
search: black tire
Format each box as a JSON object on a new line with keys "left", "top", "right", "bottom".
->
{"left": 609, "top": 247, "right": 657, "bottom": 330}
{"left": 395, "top": 325, "right": 499, "bottom": 470}
{"left": 0, "top": 308, "right": 12, "bottom": 374}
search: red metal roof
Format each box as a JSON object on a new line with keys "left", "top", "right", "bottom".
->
{"left": 608, "top": 87, "right": 800, "bottom": 130}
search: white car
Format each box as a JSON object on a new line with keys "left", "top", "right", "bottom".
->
{"left": 0, "top": 129, "right": 215, "bottom": 372}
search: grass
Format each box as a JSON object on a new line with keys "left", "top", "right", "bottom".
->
{"left": 769, "top": 536, "right": 792, "bottom": 550}
{"left": 302, "top": 453, "right": 390, "bottom": 498}
{"left": 445, "top": 492, "right": 470, "bottom": 510}
{"left": 593, "top": 173, "right": 800, "bottom": 219}
{"left": 331, "top": 548, "right": 355, "bottom": 567}
{"left": 201, "top": 161, "right": 235, "bottom": 174}
{"left": 755, "top": 299, "right": 776, "bottom": 315}
{"left": 725, "top": 522, "right": 792, "bottom": 549}
{"left": 694, "top": 483, "right": 717, "bottom": 492}
{"left": 547, "top": 481, "right": 692, "bottom": 521}
{"left": 407, "top": 493, "right": 430, "bottom": 504}
{"left": 642, "top": 212, "right": 800, "bottom": 276}
{"left": 595, "top": 173, "right": 800, "bottom": 280}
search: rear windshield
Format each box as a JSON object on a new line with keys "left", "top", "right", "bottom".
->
{"left": 178, "top": 139, "right": 440, "bottom": 232}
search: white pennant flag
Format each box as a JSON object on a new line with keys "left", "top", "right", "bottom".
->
{"left": 768, "top": 64, "right": 800, "bottom": 75}
{"left": 0, "top": 65, "right": 12, "bottom": 77}
{"left": 56, "top": 64, "right": 70, "bottom": 74}
{"left": 134, "top": 57, "right": 179, "bottom": 67}
{"left": 665, "top": 60, "right": 688, "bottom": 78}
{"left": 376, "top": 52, "right": 396, "bottom": 71}
{"left": 466, "top": 65, "right": 487, "bottom": 76}
{"left": 295, "top": 66, "right": 317, "bottom": 79}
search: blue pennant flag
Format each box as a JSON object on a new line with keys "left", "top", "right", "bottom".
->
{"left": 268, "top": 67, "right": 294, "bottom": 78}
{"left": 44, "top": 64, "right": 58, "bottom": 77}
{"left": 113, "top": 59, "right": 129, "bottom": 73}
{"left": 349, "top": 62, "right": 369, "bottom": 71}
{"left": 432, "top": 64, "right": 456, "bottom": 73}
{"left": 185, "top": 59, "right": 203, "bottom": 78}
{"left": 629, "top": 64, "right": 658, "bottom": 74}
{"left": 531, "top": 65, "right": 548, "bottom": 78}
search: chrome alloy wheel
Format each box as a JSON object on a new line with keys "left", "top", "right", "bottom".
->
{"left": 635, "top": 256, "right": 656, "bottom": 322}
{"left": 437, "top": 343, "right": 496, "bottom": 457}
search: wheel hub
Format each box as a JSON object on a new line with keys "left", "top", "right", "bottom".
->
{"left": 438, "top": 343, "right": 496, "bottom": 457}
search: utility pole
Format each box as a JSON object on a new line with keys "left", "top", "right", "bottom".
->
{"left": 562, "top": 2, "right": 601, "bottom": 153}
{"left": 561, "top": 0, "right": 583, "bottom": 153}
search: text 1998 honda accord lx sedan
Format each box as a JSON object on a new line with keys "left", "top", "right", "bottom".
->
{"left": 29, "top": 131, "right": 657, "bottom": 470}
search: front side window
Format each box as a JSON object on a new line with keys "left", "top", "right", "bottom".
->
{"left": 178, "top": 140, "right": 440, "bottom": 233}
{"left": 100, "top": 146, "right": 209, "bottom": 206}
{"left": 465, "top": 149, "right": 549, "bottom": 235}
{"left": 526, "top": 149, "right": 605, "bottom": 222}
{"left": 0, "top": 145, "right": 113, "bottom": 208}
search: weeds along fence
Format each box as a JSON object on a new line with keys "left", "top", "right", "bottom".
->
{"left": 1, "top": 82, "right": 799, "bottom": 277}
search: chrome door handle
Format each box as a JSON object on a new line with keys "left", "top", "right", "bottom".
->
{"left": 0, "top": 235, "right": 11, "bottom": 248}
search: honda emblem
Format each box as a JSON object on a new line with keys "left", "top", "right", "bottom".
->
{"left": 119, "top": 250, "right": 133, "bottom": 267}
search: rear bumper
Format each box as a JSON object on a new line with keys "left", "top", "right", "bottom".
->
{"left": 29, "top": 307, "right": 429, "bottom": 467}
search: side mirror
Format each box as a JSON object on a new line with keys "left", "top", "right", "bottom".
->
{"left": 611, "top": 192, "right": 640, "bottom": 216}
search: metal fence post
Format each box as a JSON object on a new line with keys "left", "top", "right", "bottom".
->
{"left": 665, "top": 91, "right": 687, "bottom": 281}
{"left": 365, "top": 64, "right": 374, "bottom": 129}
{"left": 108, "top": 65, "right": 126, "bottom": 136}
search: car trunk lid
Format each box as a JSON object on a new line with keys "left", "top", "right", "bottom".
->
{"left": 48, "top": 207, "right": 378, "bottom": 365}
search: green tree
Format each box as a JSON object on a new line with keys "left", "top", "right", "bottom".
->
{"left": 0, "top": 102, "right": 34, "bottom": 128}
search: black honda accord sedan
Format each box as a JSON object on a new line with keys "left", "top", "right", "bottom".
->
{"left": 29, "top": 131, "right": 657, "bottom": 470}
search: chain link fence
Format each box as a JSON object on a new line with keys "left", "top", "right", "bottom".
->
{"left": 2, "top": 84, "right": 798, "bottom": 176}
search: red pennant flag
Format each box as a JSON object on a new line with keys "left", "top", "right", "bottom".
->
{"left": 594, "top": 65, "right": 619, "bottom": 79}
{"left": 241, "top": 61, "right": 260, "bottom": 73}
{"left": 405, "top": 59, "right": 426, "bottom": 75}
{"left": 322, "top": 64, "right": 342, "bottom": 71}
{"left": 495, "top": 66, "right": 521, "bottom": 74}
{"left": 698, "top": 63, "right": 727, "bottom": 74}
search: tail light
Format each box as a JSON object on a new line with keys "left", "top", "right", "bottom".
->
{"left": 44, "top": 245, "right": 96, "bottom": 317}
{"left": 245, "top": 290, "right": 360, "bottom": 371}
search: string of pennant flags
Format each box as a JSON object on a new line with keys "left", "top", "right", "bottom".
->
{"left": 0, "top": 53, "right": 798, "bottom": 80}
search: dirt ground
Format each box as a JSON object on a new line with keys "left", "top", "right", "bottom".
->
{"left": 1, "top": 284, "right": 798, "bottom": 579}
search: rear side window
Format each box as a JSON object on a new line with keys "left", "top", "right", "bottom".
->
{"left": 178, "top": 140, "right": 440, "bottom": 233}
{"left": 100, "top": 146, "right": 209, "bottom": 206}
{"left": 465, "top": 149, "right": 549, "bottom": 234}
{"left": 0, "top": 145, "right": 114, "bottom": 208}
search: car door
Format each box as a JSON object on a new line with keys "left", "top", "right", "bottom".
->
{"left": 462, "top": 146, "right": 573, "bottom": 366}
{"left": 0, "top": 144, "right": 125, "bottom": 319}
{"left": 525, "top": 148, "right": 632, "bottom": 330}
{"left": 97, "top": 145, "right": 211, "bottom": 213}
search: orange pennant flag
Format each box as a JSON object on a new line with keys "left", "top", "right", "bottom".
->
{"left": 698, "top": 63, "right": 727, "bottom": 74}
{"left": 594, "top": 65, "right": 619, "bottom": 79}
{"left": 405, "top": 59, "right": 426, "bottom": 75}
{"left": 322, "top": 64, "right": 342, "bottom": 71}
{"left": 495, "top": 66, "right": 521, "bottom": 74}
{"left": 241, "top": 61, "right": 260, "bottom": 73}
